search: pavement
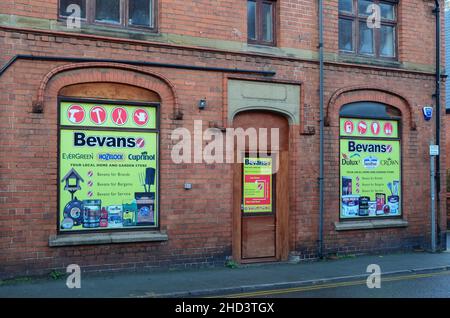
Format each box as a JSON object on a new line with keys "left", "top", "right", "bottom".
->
{"left": 1, "top": 250, "right": 450, "bottom": 298}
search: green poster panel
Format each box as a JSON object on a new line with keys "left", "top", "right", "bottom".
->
{"left": 340, "top": 139, "right": 401, "bottom": 219}
{"left": 243, "top": 158, "right": 273, "bottom": 214}
{"left": 59, "top": 127, "right": 158, "bottom": 232}
{"left": 60, "top": 102, "right": 157, "bottom": 129}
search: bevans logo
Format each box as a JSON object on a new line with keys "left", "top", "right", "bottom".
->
{"left": 348, "top": 141, "right": 392, "bottom": 153}
{"left": 73, "top": 132, "right": 141, "bottom": 148}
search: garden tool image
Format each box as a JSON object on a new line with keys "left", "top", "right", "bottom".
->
{"left": 68, "top": 108, "right": 81, "bottom": 123}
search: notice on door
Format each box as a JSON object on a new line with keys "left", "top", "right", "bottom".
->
{"left": 243, "top": 158, "right": 273, "bottom": 213}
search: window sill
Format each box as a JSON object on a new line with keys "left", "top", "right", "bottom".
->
{"left": 245, "top": 43, "right": 280, "bottom": 55}
{"left": 337, "top": 53, "right": 401, "bottom": 68}
{"left": 48, "top": 231, "right": 168, "bottom": 247}
{"left": 54, "top": 21, "right": 161, "bottom": 41}
{"left": 334, "top": 219, "right": 408, "bottom": 231}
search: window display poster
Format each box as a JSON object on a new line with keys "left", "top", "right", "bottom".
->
{"left": 59, "top": 129, "right": 158, "bottom": 231}
{"left": 340, "top": 139, "right": 401, "bottom": 218}
{"left": 243, "top": 157, "right": 273, "bottom": 214}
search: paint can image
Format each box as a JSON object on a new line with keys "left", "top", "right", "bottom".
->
{"left": 358, "top": 196, "right": 370, "bottom": 216}
{"left": 82, "top": 200, "right": 101, "bottom": 228}
{"left": 107, "top": 205, "right": 123, "bottom": 228}
{"left": 342, "top": 177, "right": 352, "bottom": 196}
{"left": 135, "top": 192, "right": 155, "bottom": 225}
{"left": 368, "top": 201, "right": 377, "bottom": 216}
{"left": 376, "top": 193, "right": 386, "bottom": 215}
{"left": 342, "top": 195, "right": 359, "bottom": 217}
{"left": 99, "top": 207, "right": 108, "bottom": 228}
{"left": 387, "top": 195, "right": 400, "bottom": 215}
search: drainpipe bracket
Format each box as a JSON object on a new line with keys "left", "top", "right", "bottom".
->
{"left": 32, "top": 101, "right": 44, "bottom": 113}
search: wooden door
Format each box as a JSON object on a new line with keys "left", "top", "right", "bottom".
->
{"left": 232, "top": 111, "right": 289, "bottom": 262}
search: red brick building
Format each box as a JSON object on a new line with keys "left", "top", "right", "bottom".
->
{"left": 0, "top": 0, "right": 446, "bottom": 278}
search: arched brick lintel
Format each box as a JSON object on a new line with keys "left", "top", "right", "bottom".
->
{"left": 32, "top": 62, "right": 180, "bottom": 118}
{"left": 325, "top": 86, "right": 416, "bottom": 130}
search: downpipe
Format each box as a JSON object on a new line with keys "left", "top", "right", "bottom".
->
{"left": 318, "top": 0, "right": 325, "bottom": 258}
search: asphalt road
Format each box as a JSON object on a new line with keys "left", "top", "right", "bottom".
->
{"left": 220, "top": 270, "right": 450, "bottom": 298}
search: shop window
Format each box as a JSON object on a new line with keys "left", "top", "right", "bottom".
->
{"left": 58, "top": 98, "right": 159, "bottom": 233}
{"left": 59, "top": 0, "right": 156, "bottom": 31}
{"left": 338, "top": 0, "right": 397, "bottom": 59}
{"left": 247, "top": 0, "right": 276, "bottom": 46}
{"left": 339, "top": 102, "right": 402, "bottom": 220}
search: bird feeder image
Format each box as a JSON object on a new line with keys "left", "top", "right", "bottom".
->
{"left": 61, "top": 168, "right": 84, "bottom": 200}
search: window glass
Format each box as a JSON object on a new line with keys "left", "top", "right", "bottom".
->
{"left": 339, "top": 102, "right": 401, "bottom": 118}
{"left": 59, "top": 0, "right": 86, "bottom": 19}
{"left": 358, "top": 0, "right": 374, "bottom": 16}
{"left": 339, "top": 0, "right": 353, "bottom": 13}
{"left": 380, "top": 25, "right": 395, "bottom": 57}
{"left": 129, "top": 0, "right": 153, "bottom": 27}
{"left": 262, "top": 2, "right": 273, "bottom": 42}
{"left": 247, "top": 1, "right": 257, "bottom": 40}
{"left": 359, "top": 21, "right": 374, "bottom": 54}
{"left": 95, "top": 0, "right": 121, "bottom": 24}
{"left": 339, "top": 18, "right": 354, "bottom": 51}
{"left": 380, "top": 3, "right": 395, "bottom": 20}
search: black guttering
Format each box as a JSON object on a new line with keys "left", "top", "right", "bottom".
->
{"left": 433, "top": 0, "right": 442, "bottom": 248}
{"left": 0, "top": 54, "right": 276, "bottom": 78}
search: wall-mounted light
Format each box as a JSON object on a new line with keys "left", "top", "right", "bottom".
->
{"left": 198, "top": 99, "right": 207, "bottom": 110}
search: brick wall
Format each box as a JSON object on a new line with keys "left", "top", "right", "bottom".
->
{"left": 0, "top": 1, "right": 444, "bottom": 67}
{"left": 0, "top": 1, "right": 446, "bottom": 278}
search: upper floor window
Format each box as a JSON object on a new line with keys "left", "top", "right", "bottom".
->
{"left": 339, "top": 0, "right": 397, "bottom": 59}
{"left": 247, "top": 0, "right": 276, "bottom": 46}
{"left": 59, "top": 0, "right": 156, "bottom": 31}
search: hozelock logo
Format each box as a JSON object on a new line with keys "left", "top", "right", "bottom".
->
{"left": 348, "top": 141, "right": 392, "bottom": 154}
{"left": 73, "top": 132, "right": 145, "bottom": 148}
{"left": 98, "top": 153, "right": 125, "bottom": 161}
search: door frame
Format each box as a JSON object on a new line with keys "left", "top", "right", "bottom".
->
{"left": 232, "top": 150, "right": 289, "bottom": 263}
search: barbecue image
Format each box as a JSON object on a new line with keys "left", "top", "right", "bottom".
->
{"left": 135, "top": 167, "right": 156, "bottom": 226}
